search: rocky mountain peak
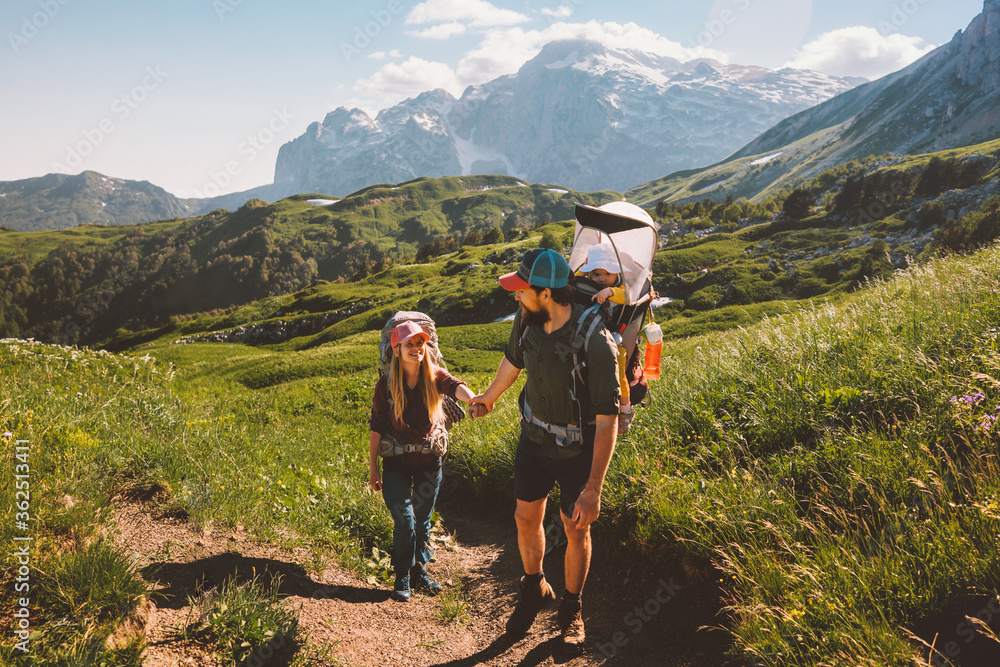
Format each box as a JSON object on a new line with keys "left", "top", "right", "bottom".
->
{"left": 316, "top": 108, "right": 379, "bottom": 149}
{"left": 321, "top": 107, "right": 376, "bottom": 131}
{"left": 521, "top": 39, "right": 684, "bottom": 81}
{"left": 956, "top": 0, "right": 1000, "bottom": 91}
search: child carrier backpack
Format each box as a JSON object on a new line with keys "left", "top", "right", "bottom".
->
{"left": 569, "top": 202, "right": 658, "bottom": 407}
{"left": 378, "top": 311, "right": 464, "bottom": 429}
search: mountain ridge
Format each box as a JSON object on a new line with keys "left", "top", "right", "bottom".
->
{"left": 628, "top": 0, "right": 1000, "bottom": 205}
{"left": 263, "top": 39, "right": 863, "bottom": 203}
{"left": 0, "top": 171, "right": 195, "bottom": 231}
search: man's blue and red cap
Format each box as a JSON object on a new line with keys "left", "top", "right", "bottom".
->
{"left": 499, "top": 248, "right": 571, "bottom": 291}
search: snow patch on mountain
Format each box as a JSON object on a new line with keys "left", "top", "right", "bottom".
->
{"left": 751, "top": 152, "right": 784, "bottom": 165}
{"left": 545, "top": 50, "right": 580, "bottom": 70}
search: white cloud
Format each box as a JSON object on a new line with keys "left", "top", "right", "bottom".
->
{"left": 541, "top": 6, "right": 574, "bottom": 18}
{"left": 367, "top": 49, "right": 404, "bottom": 61}
{"left": 407, "top": 21, "right": 468, "bottom": 40}
{"left": 349, "top": 57, "right": 461, "bottom": 112}
{"left": 454, "top": 21, "right": 725, "bottom": 88}
{"left": 345, "top": 20, "right": 726, "bottom": 114}
{"left": 406, "top": 0, "right": 528, "bottom": 28}
{"left": 783, "top": 26, "right": 936, "bottom": 79}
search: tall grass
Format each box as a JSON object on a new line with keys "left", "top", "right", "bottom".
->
{"left": 174, "top": 574, "right": 299, "bottom": 666}
{"left": 627, "top": 247, "right": 1000, "bottom": 665}
{"left": 5, "top": 242, "right": 1000, "bottom": 665}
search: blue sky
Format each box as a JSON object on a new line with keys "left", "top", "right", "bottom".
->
{"left": 0, "top": 0, "right": 987, "bottom": 198}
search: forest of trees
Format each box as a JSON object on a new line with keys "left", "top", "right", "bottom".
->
{"left": 0, "top": 215, "right": 318, "bottom": 343}
{"left": 3, "top": 152, "right": 997, "bottom": 346}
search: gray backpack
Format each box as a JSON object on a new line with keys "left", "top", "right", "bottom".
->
{"left": 378, "top": 311, "right": 464, "bottom": 429}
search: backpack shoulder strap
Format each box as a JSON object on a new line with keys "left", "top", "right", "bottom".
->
{"left": 569, "top": 304, "right": 603, "bottom": 387}
{"left": 517, "top": 311, "right": 530, "bottom": 351}
{"left": 574, "top": 304, "right": 603, "bottom": 355}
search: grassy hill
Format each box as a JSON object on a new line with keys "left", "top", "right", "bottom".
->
{"left": 626, "top": 135, "right": 1000, "bottom": 208}
{"left": 0, "top": 175, "right": 615, "bottom": 344}
{"left": 6, "top": 141, "right": 1000, "bottom": 355}
{"left": 5, "top": 137, "right": 1000, "bottom": 663}
{"left": 5, "top": 236, "right": 1000, "bottom": 664}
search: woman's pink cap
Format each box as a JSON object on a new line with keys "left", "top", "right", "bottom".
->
{"left": 391, "top": 321, "right": 430, "bottom": 348}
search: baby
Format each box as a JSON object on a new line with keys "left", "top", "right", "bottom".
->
{"left": 577, "top": 243, "right": 632, "bottom": 432}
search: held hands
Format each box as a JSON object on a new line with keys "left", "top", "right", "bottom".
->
{"left": 467, "top": 395, "right": 493, "bottom": 420}
{"left": 591, "top": 287, "right": 614, "bottom": 305}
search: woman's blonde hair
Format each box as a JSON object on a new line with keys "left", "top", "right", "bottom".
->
{"left": 389, "top": 344, "right": 443, "bottom": 427}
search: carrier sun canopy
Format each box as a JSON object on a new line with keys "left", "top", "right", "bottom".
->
{"left": 568, "top": 201, "right": 658, "bottom": 305}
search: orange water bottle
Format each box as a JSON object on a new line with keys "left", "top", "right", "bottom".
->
{"left": 642, "top": 322, "right": 662, "bottom": 380}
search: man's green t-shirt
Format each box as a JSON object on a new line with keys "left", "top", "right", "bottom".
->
{"left": 504, "top": 303, "right": 620, "bottom": 458}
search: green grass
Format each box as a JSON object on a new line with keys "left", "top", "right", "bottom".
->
{"left": 0, "top": 533, "right": 148, "bottom": 666}
{"left": 35, "top": 540, "right": 148, "bottom": 623}
{"left": 6, "top": 237, "right": 1000, "bottom": 664}
{"left": 438, "top": 583, "right": 470, "bottom": 624}
{"left": 173, "top": 574, "right": 300, "bottom": 666}
{"left": 626, "top": 246, "right": 1000, "bottom": 665}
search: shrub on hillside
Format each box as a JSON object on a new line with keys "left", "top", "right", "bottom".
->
{"left": 783, "top": 188, "right": 815, "bottom": 220}
{"left": 415, "top": 235, "right": 460, "bottom": 261}
{"left": 934, "top": 196, "right": 1000, "bottom": 252}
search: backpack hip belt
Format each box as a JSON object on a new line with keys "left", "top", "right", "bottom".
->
{"left": 521, "top": 400, "right": 590, "bottom": 449}
{"left": 378, "top": 426, "right": 448, "bottom": 458}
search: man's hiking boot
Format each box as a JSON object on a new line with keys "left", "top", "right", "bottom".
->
{"left": 410, "top": 564, "right": 442, "bottom": 596}
{"left": 505, "top": 574, "right": 556, "bottom": 636}
{"left": 557, "top": 595, "right": 585, "bottom": 654}
{"left": 391, "top": 571, "right": 411, "bottom": 602}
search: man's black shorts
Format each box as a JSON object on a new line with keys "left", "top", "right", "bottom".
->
{"left": 513, "top": 430, "right": 593, "bottom": 517}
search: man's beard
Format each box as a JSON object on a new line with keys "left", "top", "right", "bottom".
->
{"left": 521, "top": 303, "right": 550, "bottom": 327}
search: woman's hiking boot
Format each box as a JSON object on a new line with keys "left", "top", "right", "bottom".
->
{"left": 505, "top": 574, "right": 556, "bottom": 636}
{"left": 557, "top": 594, "right": 585, "bottom": 654}
{"left": 391, "top": 571, "right": 411, "bottom": 602}
{"left": 410, "top": 564, "right": 442, "bottom": 596}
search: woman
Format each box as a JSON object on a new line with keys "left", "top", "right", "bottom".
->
{"left": 368, "top": 320, "right": 476, "bottom": 601}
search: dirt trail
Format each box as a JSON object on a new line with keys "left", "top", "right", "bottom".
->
{"left": 114, "top": 496, "right": 735, "bottom": 667}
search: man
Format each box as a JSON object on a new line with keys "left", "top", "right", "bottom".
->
{"left": 470, "top": 247, "right": 619, "bottom": 653}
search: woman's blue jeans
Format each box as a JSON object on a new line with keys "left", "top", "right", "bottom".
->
{"left": 380, "top": 460, "right": 442, "bottom": 574}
